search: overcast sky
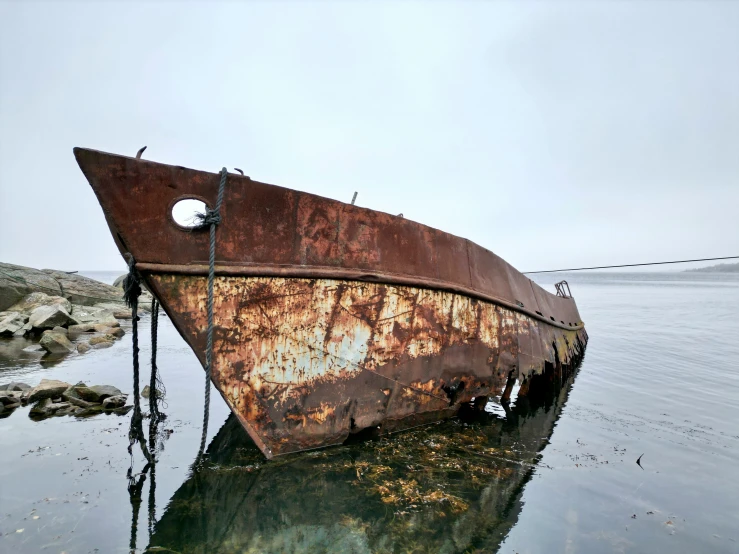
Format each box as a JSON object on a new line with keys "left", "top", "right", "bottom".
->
{"left": 1, "top": 1, "right": 737, "bottom": 273}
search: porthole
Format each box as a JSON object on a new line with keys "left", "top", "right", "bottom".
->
{"left": 171, "top": 198, "right": 207, "bottom": 229}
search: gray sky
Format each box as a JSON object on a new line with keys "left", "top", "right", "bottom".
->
{"left": 1, "top": 1, "right": 737, "bottom": 273}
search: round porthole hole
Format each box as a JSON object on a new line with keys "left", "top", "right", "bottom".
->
{"left": 171, "top": 198, "right": 207, "bottom": 229}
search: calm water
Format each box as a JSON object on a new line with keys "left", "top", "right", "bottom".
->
{"left": 0, "top": 271, "right": 737, "bottom": 553}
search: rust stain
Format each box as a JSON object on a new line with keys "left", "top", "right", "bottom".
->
{"left": 148, "top": 274, "right": 587, "bottom": 458}
{"left": 73, "top": 147, "right": 589, "bottom": 459}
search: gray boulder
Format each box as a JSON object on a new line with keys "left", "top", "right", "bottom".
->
{"left": 88, "top": 385, "right": 123, "bottom": 402}
{"left": 0, "top": 311, "right": 28, "bottom": 336}
{"left": 113, "top": 310, "right": 133, "bottom": 319}
{"left": 39, "top": 330, "right": 75, "bottom": 354}
{"left": 0, "top": 391, "right": 23, "bottom": 405}
{"left": 89, "top": 334, "right": 116, "bottom": 348}
{"left": 13, "top": 322, "right": 32, "bottom": 337}
{"left": 68, "top": 323, "right": 95, "bottom": 341}
{"left": 68, "top": 323, "right": 96, "bottom": 333}
{"left": 0, "top": 382, "right": 31, "bottom": 392}
{"left": 76, "top": 342, "right": 91, "bottom": 354}
{"left": 0, "top": 262, "right": 62, "bottom": 311}
{"left": 30, "top": 398, "right": 70, "bottom": 416}
{"left": 8, "top": 292, "right": 72, "bottom": 315}
{"left": 22, "top": 344, "right": 44, "bottom": 353}
{"left": 102, "top": 395, "right": 127, "bottom": 409}
{"left": 68, "top": 385, "right": 99, "bottom": 402}
{"left": 102, "top": 326, "right": 125, "bottom": 338}
{"left": 62, "top": 387, "right": 95, "bottom": 408}
{"left": 29, "top": 397, "right": 54, "bottom": 416}
{"left": 74, "top": 405, "right": 103, "bottom": 418}
{"left": 93, "top": 322, "right": 120, "bottom": 331}
{"left": 28, "top": 379, "right": 72, "bottom": 402}
{"left": 71, "top": 305, "right": 119, "bottom": 327}
{"left": 41, "top": 269, "right": 126, "bottom": 307}
{"left": 29, "top": 304, "right": 78, "bottom": 330}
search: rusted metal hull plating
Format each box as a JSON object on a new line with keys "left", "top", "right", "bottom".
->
{"left": 73, "top": 147, "right": 588, "bottom": 459}
{"left": 148, "top": 274, "right": 587, "bottom": 458}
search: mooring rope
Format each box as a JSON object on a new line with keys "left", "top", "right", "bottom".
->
{"left": 123, "top": 254, "right": 152, "bottom": 464}
{"left": 196, "top": 167, "right": 229, "bottom": 459}
{"left": 149, "top": 297, "right": 167, "bottom": 421}
{"left": 523, "top": 255, "right": 739, "bottom": 274}
{"left": 127, "top": 463, "right": 150, "bottom": 553}
{"left": 147, "top": 461, "right": 157, "bottom": 542}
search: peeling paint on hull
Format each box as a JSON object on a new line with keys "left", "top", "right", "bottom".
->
{"left": 148, "top": 274, "right": 587, "bottom": 458}
{"left": 73, "top": 147, "right": 588, "bottom": 459}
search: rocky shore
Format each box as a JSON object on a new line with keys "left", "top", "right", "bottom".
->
{"left": 0, "top": 261, "right": 151, "bottom": 355}
{"left": 0, "top": 261, "right": 152, "bottom": 419}
{"left": 0, "top": 379, "right": 130, "bottom": 418}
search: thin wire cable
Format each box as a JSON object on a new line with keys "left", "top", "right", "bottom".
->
{"left": 523, "top": 255, "right": 739, "bottom": 274}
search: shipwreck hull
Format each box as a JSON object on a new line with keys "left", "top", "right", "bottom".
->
{"left": 73, "top": 147, "right": 588, "bottom": 459}
{"left": 147, "top": 273, "right": 586, "bottom": 458}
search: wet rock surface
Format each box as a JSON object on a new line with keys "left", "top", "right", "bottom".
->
{"left": 39, "top": 330, "right": 75, "bottom": 354}
{"left": 0, "top": 311, "right": 28, "bottom": 335}
{"left": 0, "top": 381, "right": 31, "bottom": 391}
{"left": 71, "top": 305, "right": 119, "bottom": 327}
{"left": 0, "top": 264, "right": 144, "bottom": 360}
{"left": 88, "top": 385, "right": 123, "bottom": 401}
{"left": 0, "top": 379, "right": 131, "bottom": 420}
{"left": 9, "top": 291, "right": 72, "bottom": 315}
{"left": 29, "top": 304, "right": 78, "bottom": 330}
{"left": 141, "top": 384, "right": 163, "bottom": 399}
{"left": 89, "top": 334, "right": 116, "bottom": 348}
{"left": 0, "top": 391, "right": 23, "bottom": 405}
{"left": 0, "top": 263, "right": 62, "bottom": 311}
{"left": 102, "top": 395, "right": 127, "bottom": 409}
{"left": 28, "top": 379, "right": 72, "bottom": 402}
{"left": 40, "top": 269, "right": 127, "bottom": 307}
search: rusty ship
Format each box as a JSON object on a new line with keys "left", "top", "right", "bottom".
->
{"left": 74, "top": 147, "right": 587, "bottom": 459}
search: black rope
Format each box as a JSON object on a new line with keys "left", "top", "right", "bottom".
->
{"left": 127, "top": 462, "right": 150, "bottom": 553}
{"left": 147, "top": 461, "right": 157, "bottom": 542}
{"left": 124, "top": 254, "right": 152, "bottom": 464}
{"left": 149, "top": 297, "right": 167, "bottom": 422}
{"left": 523, "top": 255, "right": 739, "bottom": 274}
{"left": 198, "top": 167, "right": 228, "bottom": 459}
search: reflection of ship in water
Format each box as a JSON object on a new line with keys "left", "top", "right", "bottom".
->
{"left": 148, "top": 360, "right": 583, "bottom": 553}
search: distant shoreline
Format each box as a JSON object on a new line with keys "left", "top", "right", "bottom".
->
{"left": 684, "top": 262, "right": 739, "bottom": 273}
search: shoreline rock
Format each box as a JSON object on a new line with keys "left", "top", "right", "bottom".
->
{"left": 39, "top": 330, "right": 75, "bottom": 354}
{"left": 1, "top": 262, "right": 154, "bottom": 359}
{"left": 28, "top": 379, "right": 72, "bottom": 403}
{"left": 0, "top": 263, "right": 62, "bottom": 310}
{"left": 0, "top": 379, "right": 132, "bottom": 420}
{"left": 0, "top": 312, "right": 28, "bottom": 336}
